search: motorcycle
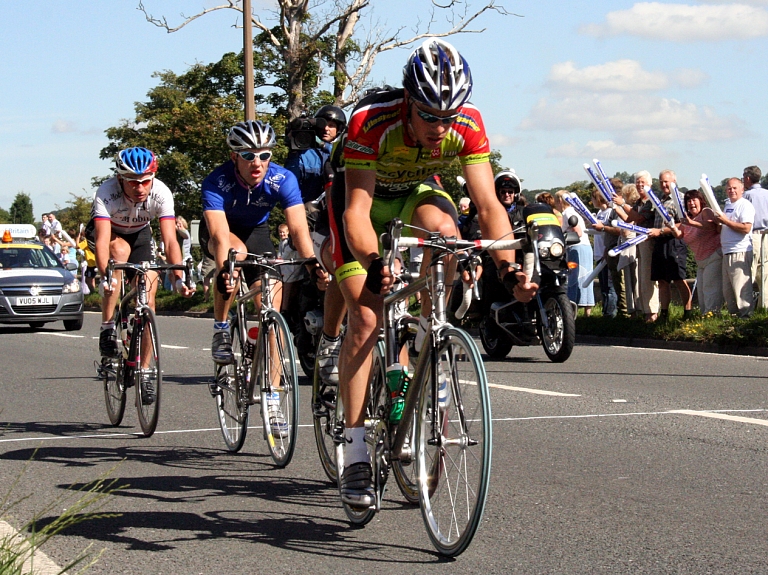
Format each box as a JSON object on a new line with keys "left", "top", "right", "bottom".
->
{"left": 456, "top": 203, "right": 580, "bottom": 363}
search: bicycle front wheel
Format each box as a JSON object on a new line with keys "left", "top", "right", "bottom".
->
{"left": 135, "top": 308, "right": 162, "bottom": 437}
{"left": 215, "top": 315, "right": 249, "bottom": 452}
{"left": 392, "top": 316, "right": 419, "bottom": 504}
{"left": 259, "top": 309, "right": 299, "bottom": 467}
{"left": 416, "top": 327, "right": 492, "bottom": 557}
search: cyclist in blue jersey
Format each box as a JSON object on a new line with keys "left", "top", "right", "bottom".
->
{"left": 200, "top": 120, "right": 325, "bottom": 364}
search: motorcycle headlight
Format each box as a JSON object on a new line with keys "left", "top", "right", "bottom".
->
{"left": 538, "top": 245, "right": 551, "bottom": 259}
{"left": 63, "top": 279, "right": 80, "bottom": 294}
{"left": 549, "top": 242, "right": 564, "bottom": 258}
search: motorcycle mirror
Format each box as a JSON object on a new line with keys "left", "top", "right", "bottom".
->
{"left": 568, "top": 214, "right": 579, "bottom": 228}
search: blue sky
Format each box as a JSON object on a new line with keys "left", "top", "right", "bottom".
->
{"left": 2, "top": 1, "right": 767, "bottom": 220}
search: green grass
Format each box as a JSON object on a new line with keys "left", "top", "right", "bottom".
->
{"left": 577, "top": 304, "right": 768, "bottom": 348}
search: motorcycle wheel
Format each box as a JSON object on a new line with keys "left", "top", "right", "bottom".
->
{"left": 539, "top": 293, "right": 575, "bottom": 363}
{"left": 478, "top": 316, "right": 514, "bottom": 359}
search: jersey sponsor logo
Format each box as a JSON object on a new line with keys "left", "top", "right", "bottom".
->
{"left": 265, "top": 173, "right": 286, "bottom": 193}
{"left": 362, "top": 109, "right": 400, "bottom": 133}
{"left": 345, "top": 140, "right": 375, "bottom": 155}
{"left": 442, "top": 149, "right": 458, "bottom": 158}
{"left": 391, "top": 146, "right": 411, "bottom": 156}
{"left": 216, "top": 175, "right": 236, "bottom": 195}
{"left": 430, "top": 148, "right": 441, "bottom": 159}
{"left": 455, "top": 114, "right": 481, "bottom": 132}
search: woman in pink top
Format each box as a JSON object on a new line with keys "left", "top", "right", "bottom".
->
{"left": 671, "top": 189, "right": 723, "bottom": 315}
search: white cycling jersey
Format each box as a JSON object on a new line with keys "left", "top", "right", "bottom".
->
{"left": 91, "top": 176, "right": 175, "bottom": 234}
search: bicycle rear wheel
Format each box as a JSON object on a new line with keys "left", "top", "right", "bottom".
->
{"left": 259, "top": 309, "right": 299, "bottom": 467}
{"left": 335, "top": 343, "right": 387, "bottom": 526}
{"left": 312, "top": 339, "right": 338, "bottom": 482}
{"left": 135, "top": 308, "right": 162, "bottom": 437}
{"left": 102, "top": 357, "right": 126, "bottom": 426}
{"left": 215, "top": 315, "right": 249, "bottom": 452}
{"left": 416, "top": 327, "right": 492, "bottom": 557}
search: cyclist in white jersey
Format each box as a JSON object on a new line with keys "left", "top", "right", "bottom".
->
{"left": 88, "top": 147, "right": 194, "bottom": 357}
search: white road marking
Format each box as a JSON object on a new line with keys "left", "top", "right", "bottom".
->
{"left": 38, "top": 333, "right": 84, "bottom": 338}
{"left": 0, "top": 520, "right": 61, "bottom": 574}
{"left": 487, "top": 382, "right": 581, "bottom": 397}
{"left": 669, "top": 409, "right": 768, "bottom": 427}
{"left": 161, "top": 345, "right": 188, "bottom": 350}
{"left": 3, "top": 409, "right": 767, "bottom": 445}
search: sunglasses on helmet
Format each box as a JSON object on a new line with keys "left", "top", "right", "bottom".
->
{"left": 238, "top": 150, "right": 272, "bottom": 162}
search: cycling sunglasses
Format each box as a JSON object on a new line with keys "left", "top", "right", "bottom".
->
{"left": 238, "top": 150, "right": 273, "bottom": 162}
{"left": 123, "top": 176, "right": 154, "bottom": 186}
{"left": 415, "top": 108, "right": 460, "bottom": 125}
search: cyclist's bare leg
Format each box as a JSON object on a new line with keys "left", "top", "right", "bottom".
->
{"left": 321, "top": 242, "right": 346, "bottom": 338}
{"left": 101, "top": 236, "right": 130, "bottom": 322}
{"left": 338, "top": 274, "right": 381, "bottom": 429}
{"left": 208, "top": 232, "right": 248, "bottom": 323}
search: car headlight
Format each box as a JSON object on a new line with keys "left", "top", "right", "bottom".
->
{"left": 63, "top": 279, "right": 80, "bottom": 294}
{"left": 549, "top": 242, "right": 564, "bottom": 258}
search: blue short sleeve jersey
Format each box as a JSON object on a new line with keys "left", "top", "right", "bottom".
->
{"left": 201, "top": 161, "right": 303, "bottom": 229}
{"left": 284, "top": 144, "right": 331, "bottom": 203}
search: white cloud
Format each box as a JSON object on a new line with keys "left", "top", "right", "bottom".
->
{"left": 52, "top": 120, "right": 77, "bottom": 134}
{"left": 549, "top": 60, "right": 668, "bottom": 92}
{"left": 548, "top": 60, "right": 708, "bottom": 94}
{"left": 546, "top": 140, "right": 665, "bottom": 159}
{"left": 520, "top": 92, "right": 745, "bottom": 142}
{"left": 580, "top": 2, "right": 768, "bottom": 41}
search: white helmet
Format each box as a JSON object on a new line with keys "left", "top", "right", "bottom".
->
{"left": 494, "top": 170, "right": 522, "bottom": 196}
{"left": 402, "top": 39, "right": 473, "bottom": 111}
{"left": 227, "top": 120, "right": 276, "bottom": 151}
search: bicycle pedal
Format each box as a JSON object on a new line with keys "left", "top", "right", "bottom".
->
{"left": 208, "top": 381, "right": 221, "bottom": 397}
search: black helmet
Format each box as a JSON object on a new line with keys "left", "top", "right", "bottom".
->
{"left": 314, "top": 105, "right": 347, "bottom": 134}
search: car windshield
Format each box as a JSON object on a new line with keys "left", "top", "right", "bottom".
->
{"left": 0, "top": 246, "right": 62, "bottom": 270}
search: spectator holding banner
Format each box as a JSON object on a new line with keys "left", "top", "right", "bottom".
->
{"left": 670, "top": 189, "right": 723, "bottom": 315}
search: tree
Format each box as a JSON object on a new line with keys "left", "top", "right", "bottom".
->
{"left": 54, "top": 194, "right": 93, "bottom": 236}
{"left": 0, "top": 207, "right": 10, "bottom": 224}
{"left": 138, "top": 0, "right": 513, "bottom": 116}
{"left": 99, "top": 54, "right": 253, "bottom": 220}
{"left": 9, "top": 193, "right": 34, "bottom": 225}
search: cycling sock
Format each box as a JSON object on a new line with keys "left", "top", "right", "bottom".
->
{"left": 100, "top": 321, "right": 115, "bottom": 331}
{"left": 320, "top": 331, "right": 341, "bottom": 343}
{"left": 413, "top": 314, "right": 428, "bottom": 353}
{"left": 213, "top": 321, "right": 230, "bottom": 331}
{"left": 344, "top": 426, "right": 369, "bottom": 465}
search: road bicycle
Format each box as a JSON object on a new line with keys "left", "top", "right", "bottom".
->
{"left": 99, "top": 258, "right": 193, "bottom": 437}
{"left": 209, "top": 248, "right": 300, "bottom": 467}
{"left": 315, "top": 218, "right": 521, "bottom": 557}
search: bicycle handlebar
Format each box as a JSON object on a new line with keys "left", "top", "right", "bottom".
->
{"left": 106, "top": 258, "right": 195, "bottom": 289}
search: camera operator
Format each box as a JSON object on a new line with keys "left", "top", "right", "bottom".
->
{"left": 285, "top": 105, "right": 347, "bottom": 205}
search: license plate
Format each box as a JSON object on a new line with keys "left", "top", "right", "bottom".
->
{"left": 16, "top": 296, "right": 53, "bottom": 306}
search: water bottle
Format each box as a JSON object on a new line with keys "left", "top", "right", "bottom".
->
{"left": 386, "top": 363, "right": 409, "bottom": 423}
{"left": 243, "top": 326, "right": 259, "bottom": 362}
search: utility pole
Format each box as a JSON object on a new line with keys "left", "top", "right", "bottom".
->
{"left": 243, "top": 0, "right": 254, "bottom": 121}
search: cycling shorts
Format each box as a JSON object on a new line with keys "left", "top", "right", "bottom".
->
{"left": 328, "top": 172, "right": 454, "bottom": 283}
{"left": 85, "top": 220, "right": 155, "bottom": 282}
{"left": 198, "top": 218, "right": 277, "bottom": 286}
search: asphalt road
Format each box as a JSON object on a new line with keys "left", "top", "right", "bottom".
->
{"left": 2, "top": 312, "right": 768, "bottom": 574}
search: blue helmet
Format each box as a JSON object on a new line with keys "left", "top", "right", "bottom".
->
{"left": 115, "top": 147, "right": 158, "bottom": 177}
{"left": 402, "top": 39, "right": 473, "bottom": 111}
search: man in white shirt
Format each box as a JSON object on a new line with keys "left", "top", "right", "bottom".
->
{"left": 717, "top": 177, "right": 755, "bottom": 317}
{"left": 743, "top": 165, "right": 768, "bottom": 307}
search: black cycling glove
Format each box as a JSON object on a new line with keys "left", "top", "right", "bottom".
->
{"left": 500, "top": 263, "right": 522, "bottom": 296}
{"left": 364, "top": 257, "right": 386, "bottom": 295}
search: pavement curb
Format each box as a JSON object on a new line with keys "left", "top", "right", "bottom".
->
{"left": 576, "top": 334, "right": 768, "bottom": 357}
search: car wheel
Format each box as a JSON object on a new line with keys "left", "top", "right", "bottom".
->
{"left": 63, "top": 318, "right": 83, "bottom": 331}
